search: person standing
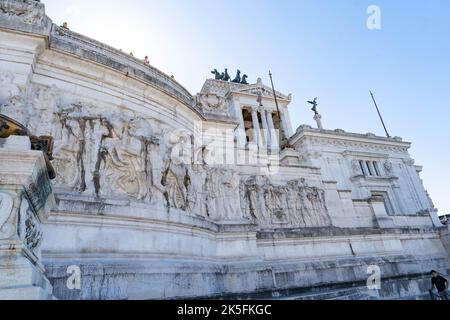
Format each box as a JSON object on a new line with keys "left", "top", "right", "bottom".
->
{"left": 430, "top": 270, "right": 449, "bottom": 300}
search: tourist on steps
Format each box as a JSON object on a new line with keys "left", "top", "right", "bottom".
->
{"left": 430, "top": 270, "right": 449, "bottom": 300}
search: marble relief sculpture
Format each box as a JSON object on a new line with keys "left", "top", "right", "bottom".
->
{"left": 241, "top": 176, "right": 331, "bottom": 228}
{"left": 197, "top": 93, "right": 228, "bottom": 114}
{"left": 0, "top": 72, "right": 27, "bottom": 125}
{"left": 19, "top": 196, "right": 42, "bottom": 251}
{"left": 1, "top": 80, "right": 333, "bottom": 229}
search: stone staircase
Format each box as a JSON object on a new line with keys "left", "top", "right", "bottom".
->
{"left": 278, "top": 287, "right": 380, "bottom": 300}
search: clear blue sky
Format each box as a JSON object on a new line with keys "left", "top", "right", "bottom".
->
{"left": 43, "top": 0, "right": 450, "bottom": 215}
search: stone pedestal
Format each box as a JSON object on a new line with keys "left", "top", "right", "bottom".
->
{"left": 0, "top": 136, "right": 55, "bottom": 299}
{"left": 314, "top": 113, "right": 323, "bottom": 129}
{"left": 280, "top": 148, "right": 301, "bottom": 166}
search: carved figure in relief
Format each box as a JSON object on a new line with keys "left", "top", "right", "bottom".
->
{"left": 286, "top": 180, "right": 306, "bottom": 227}
{"left": 205, "top": 167, "right": 219, "bottom": 219}
{"left": 244, "top": 175, "right": 271, "bottom": 226}
{"left": 186, "top": 164, "right": 207, "bottom": 217}
{"left": 161, "top": 130, "right": 192, "bottom": 209}
{"left": 266, "top": 184, "right": 289, "bottom": 224}
{"left": 239, "top": 175, "right": 331, "bottom": 228}
{"left": 28, "top": 85, "right": 61, "bottom": 138}
{"left": 147, "top": 130, "right": 167, "bottom": 205}
{"left": 83, "top": 117, "right": 111, "bottom": 195}
{"left": 0, "top": 72, "right": 27, "bottom": 125}
{"left": 101, "top": 116, "right": 139, "bottom": 198}
{"left": 215, "top": 169, "right": 242, "bottom": 220}
{"left": 52, "top": 109, "right": 83, "bottom": 189}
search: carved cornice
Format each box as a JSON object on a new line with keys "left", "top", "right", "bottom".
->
{"left": 294, "top": 134, "right": 410, "bottom": 154}
{"left": 342, "top": 150, "right": 390, "bottom": 159}
{"left": 291, "top": 126, "right": 411, "bottom": 153}
{"left": 350, "top": 175, "right": 399, "bottom": 186}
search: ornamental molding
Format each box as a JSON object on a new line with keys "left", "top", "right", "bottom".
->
{"left": 302, "top": 136, "right": 409, "bottom": 154}
{"left": 342, "top": 150, "right": 390, "bottom": 159}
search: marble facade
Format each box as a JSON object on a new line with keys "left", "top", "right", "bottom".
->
{"left": 0, "top": 0, "right": 449, "bottom": 300}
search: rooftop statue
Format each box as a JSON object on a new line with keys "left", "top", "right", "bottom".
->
{"left": 210, "top": 68, "right": 247, "bottom": 84}
{"left": 211, "top": 69, "right": 222, "bottom": 80}
{"left": 256, "top": 89, "right": 263, "bottom": 106}
{"left": 222, "top": 68, "right": 230, "bottom": 82}
{"left": 307, "top": 97, "right": 319, "bottom": 115}
{"left": 231, "top": 70, "right": 241, "bottom": 83}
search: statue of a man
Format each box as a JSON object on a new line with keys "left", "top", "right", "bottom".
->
{"left": 256, "top": 90, "right": 263, "bottom": 106}
{"left": 307, "top": 97, "right": 318, "bottom": 115}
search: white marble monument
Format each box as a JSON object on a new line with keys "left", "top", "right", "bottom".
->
{"left": 0, "top": 0, "right": 449, "bottom": 300}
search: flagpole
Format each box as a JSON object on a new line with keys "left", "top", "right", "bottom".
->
{"left": 269, "top": 71, "right": 287, "bottom": 149}
{"left": 369, "top": 90, "right": 390, "bottom": 138}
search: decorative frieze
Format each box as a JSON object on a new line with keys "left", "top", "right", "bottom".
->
{"left": 18, "top": 194, "right": 42, "bottom": 251}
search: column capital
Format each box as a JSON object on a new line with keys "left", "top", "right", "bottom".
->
{"left": 250, "top": 105, "right": 259, "bottom": 112}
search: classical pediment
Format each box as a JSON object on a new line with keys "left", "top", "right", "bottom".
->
{"left": 200, "top": 79, "right": 291, "bottom": 101}
{"left": 230, "top": 83, "right": 291, "bottom": 101}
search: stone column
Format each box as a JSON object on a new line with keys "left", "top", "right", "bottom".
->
{"left": 260, "top": 107, "right": 269, "bottom": 149}
{"left": 280, "top": 109, "right": 293, "bottom": 138}
{"left": 314, "top": 113, "right": 323, "bottom": 129}
{"left": 0, "top": 136, "right": 55, "bottom": 299}
{"left": 251, "top": 107, "right": 261, "bottom": 148}
{"left": 266, "top": 111, "right": 278, "bottom": 150}
{"left": 279, "top": 110, "right": 288, "bottom": 140}
{"left": 236, "top": 105, "right": 246, "bottom": 148}
{"left": 266, "top": 110, "right": 275, "bottom": 131}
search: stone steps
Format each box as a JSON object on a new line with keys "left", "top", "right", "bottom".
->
{"left": 281, "top": 286, "right": 379, "bottom": 300}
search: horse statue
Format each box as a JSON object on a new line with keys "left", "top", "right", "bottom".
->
{"left": 211, "top": 69, "right": 222, "bottom": 80}
{"left": 222, "top": 68, "right": 230, "bottom": 81}
{"left": 231, "top": 70, "right": 241, "bottom": 83}
{"left": 240, "top": 74, "right": 248, "bottom": 84}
